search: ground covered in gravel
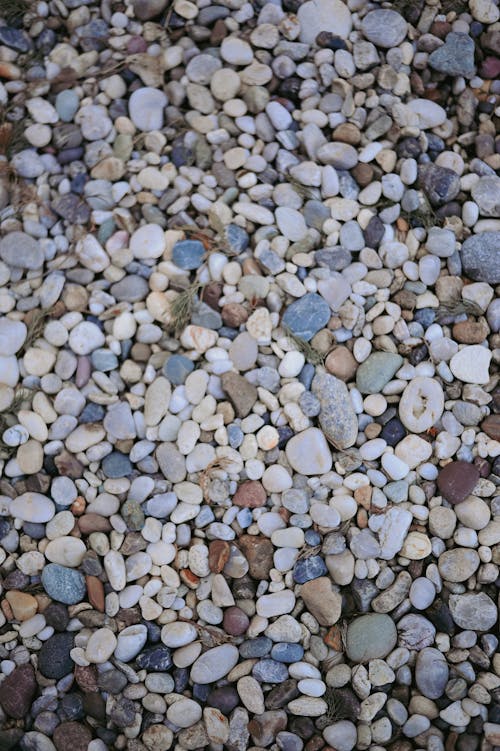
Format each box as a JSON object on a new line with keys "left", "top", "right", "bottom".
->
{"left": 0, "top": 0, "right": 499, "bottom": 749}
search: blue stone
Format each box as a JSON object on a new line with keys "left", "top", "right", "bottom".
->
{"left": 252, "top": 659, "right": 288, "bottom": 683}
{"left": 80, "top": 403, "right": 105, "bottom": 424}
{"left": 236, "top": 508, "right": 252, "bottom": 528}
{"left": 380, "top": 418, "right": 406, "bottom": 447}
{"left": 218, "top": 326, "right": 238, "bottom": 340}
{"left": 91, "top": 349, "right": 118, "bottom": 372}
{"left": 41, "top": 564, "right": 86, "bottom": 605}
{"left": 226, "top": 224, "right": 249, "bottom": 254}
{"left": 0, "top": 27, "right": 31, "bottom": 53}
{"left": 98, "top": 219, "right": 115, "bottom": 245}
{"left": 195, "top": 506, "right": 215, "bottom": 527}
{"left": 101, "top": 452, "right": 132, "bottom": 478}
{"left": 414, "top": 308, "right": 436, "bottom": 328}
{"left": 136, "top": 646, "right": 172, "bottom": 671}
{"left": 271, "top": 643, "right": 304, "bottom": 663}
{"left": 163, "top": 355, "right": 194, "bottom": 385}
{"left": 290, "top": 514, "right": 313, "bottom": 529}
{"left": 293, "top": 555, "right": 327, "bottom": 584}
{"left": 282, "top": 293, "right": 331, "bottom": 342}
{"left": 191, "top": 301, "right": 222, "bottom": 330}
{"left": 239, "top": 637, "right": 272, "bottom": 658}
{"left": 298, "top": 363, "right": 315, "bottom": 390}
{"left": 55, "top": 90, "right": 80, "bottom": 123}
{"left": 277, "top": 426, "right": 294, "bottom": 448}
{"left": 172, "top": 239, "right": 205, "bottom": 270}
{"left": 23, "top": 522, "right": 46, "bottom": 540}
{"left": 227, "top": 424, "right": 244, "bottom": 449}
{"left": 305, "top": 530, "right": 321, "bottom": 546}
{"left": 304, "top": 200, "right": 330, "bottom": 230}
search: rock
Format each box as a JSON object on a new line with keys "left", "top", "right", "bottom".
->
{"left": 429, "top": 33, "right": 476, "bottom": 77}
{"left": 173, "top": 239, "right": 205, "bottom": 270}
{"left": 0, "top": 663, "right": 36, "bottom": 718}
{"left": 378, "top": 508, "right": 413, "bottom": 560}
{"left": 9, "top": 492, "right": 54, "bottom": 522}
{"left": 312, "top": 372, "right": 357, "bottom": 449}
{"left": 233, "top": 480, "right": 266, "bottom": 508}
{"left": 300, "top": 577, "right": 342, "bottom": 626}
{"left": 418, "top": 164, "right": 460, "bottom": 206}
{"left": 221, "top": 372, "right": 258, "bottom": 418}
{"left": 415, "top": 648, "right": 449, "bottom": 699}
{"left": 449, "top": 592, "right": 497, "bottom": 630}
{"left": 285, "top": 428, "right": 332, "bottom": 475}
{"left": 399, "top": 376, "right": 444, "bottom": 432}
{"left": 190, "top": 644, "right": 239, "bottom": 684}
{"left": 41, "top": 563, "right": 86, "bottom": 604}
{"left": 38, "top": 632, "right": 74, "bottom": 678}
{"left": 461, "top": 232, "right": 500, "bottom": 284}
{"left": 323, "top": 721, "right": 358, "bottom": 751}
{"left": 450, "top": 345, "right": 492, "bottom": 384}
{"left": 317, "top": 142, "right": 358, "bottom": 169}
{"left": 167, "top": 698, "right": 202, "bottom": 728}
{"left": 346, "top": 614, "right": 397, "bottom": 662}
{"left": 281, "top": 293, "right": 331, "bottom": 342}
{"left": 361, "top": 10, "right": 407, "bottom": 47}
{"left": 297, "top": 0, "right": 352, "bottom": 43}
{"left": 133, "top": 0, "right": 168, "bottom": 19}
{"left": 0, "top": 319, "right": 27, "bottom": 356}
{"left": 293, "top": 555, "right": 327, "bottom": 584}
{"left": 53, "top": 721, "right": 92, "bottom": 751}
{"left": 45, "top": 537, "right": 86, "bottom": 568}
{"left": 85, "top": 628, "right": 117, "bottom": 663}
{"left": 128, "top": 87, "right": 168, "bottom": 131}
{"left": 257, "top": 590, "right": 296, "bottom": 618}
{"left": 130, "top": 223, "right": 166, "bottom": 259}
{"left": 437, "top": 460, "right": 479, "bottom": 505}
{"left": 276, "top": 208, "right": 308, "bottom": 241}
{"left": 0, "top": 232, "right": 43, "bottom": 269}
{"left": 238, "top": 535, "right": 274, "bottom": 579}
{"left": 356, "top": 352, "right": 403, "bottom": 394}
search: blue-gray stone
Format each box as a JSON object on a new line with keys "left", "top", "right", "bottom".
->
{"left": 356, "top": 352, "right": 403, "bottom": 394}
{"left": 293, "top": 555, "right": 327, "bottom": 584}
{"left": 346, "top": 613, "right": 398, "bottom": 662}
{"left": 239, "top": 637, "right": 272, "bottom": 658}
{"left": 384, "top": 481, "right": 409, "bottom": 504}
{"left": 282, "top": 293, "right": 331, "bottom": 341}
{"left": 461, "top": 232, "right": 500, "bottom": 284}
{"left": 429, "top": 33, "right": 475, "bottom": 78}
{"left": 191, "top": 301, "right": 222, "bottom": 329}
{"left": 80, "top": 403, "right": 105, "bottom": 424}
{"left": 0, "top": 27, "right": 31, "bottom": 52}
{"left": 163, "top": 355, "right": 194, "bottom": 385}
{"left": 102, "top": 452, "right": 132, "bottom": 478}
{"left": 298, "top": 363, "right": 315, "bottom": 389}
{"left": 23, "top": 522, "right": 45, "bottom": 540}
{"left": 236, "top": 508, "right": 252, "bottom": 528}
{"left": 304, "top": 530, "right": 321, "bottom": 546}
{"left": 172, "top": 239, "right": 205, "bottom": 270}
{"left": 304, "top": 201, "right": 330, "bottom": 230}
{"left": 227, "top": 424, "right": 244, "bottom": 448}
{"left": 271, "top": 643, "right": 304, "bottom": 663}
{"left": 91, "top": 349, "right": 118, "bottom": 371}
{"left": 194, "top": 506, "right": 215, "bottom": 527}
{"left": 226, "top": 224, "right": 249, "bottom": 254}
{"left": 55, "top": 90, "right": 80, "bottom": 123}
{"left": 41, "top": 564, "right": 86, "bottom": 605}
{"left": 111, "top": 275, "right": 149, "bottom": 303}
{"left": 136, "top": 646, "right": 172, "bottom": 671}
{"left": 252, "top": 659, "right": 288, "bottom": 683}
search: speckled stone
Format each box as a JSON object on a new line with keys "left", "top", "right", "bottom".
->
{"left": 312, "top": 371, "right": 358, "bottom": 449}
{"left": 346, "top": 614, "right": 397, "bottom": 662}
{"left": 281, "top": 293, "right": 331, "bottom": 341}
{"left": 41, "top": 563, "right": 86, "bottom": 604}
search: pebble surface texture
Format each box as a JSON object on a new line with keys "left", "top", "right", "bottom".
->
{"left": 0, "top": 0, "right": 499, "bottom": 750}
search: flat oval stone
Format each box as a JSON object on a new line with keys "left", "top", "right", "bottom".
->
{"left": 190, "top": 644, "right": 239, "bottom": 684}
{"left": 252, "top": 659, "right": 289, "bottom": 683}
{"left": 10, "top": 492, "right": 55, "bottom": 523}
{"left": 356, "top": 352, "right": 403, "bottom": 394}
{"left": 172, "top": 239, "right": 205, "bottom": 270}
{"left": 45, "top": 537, "right": 86, "bottom": 567}
{"left": 346, "top": 614, "right": 397, "bottom": 662}
{"left": 450, "top": 345, "right": 492, "bottom": 384}
{"left": 415, "top": 648, "right": 449, "bottom": 699}
{"left": 281, "top": 293, "right": 331, "bottom": 342}
{"left": 361, "top": 9, "right": 407, "bottom": 47}
{"left": 437, "top": 461, "right": 479, "bottom": 504}
{"left": 41, "top": 563, "right": 86, "bottom": 604}
{"left": 449, "top": 592, "right": 497, "bottom": 631}
{"left": 312, "top": 371, "right": 358, "bottom": 449}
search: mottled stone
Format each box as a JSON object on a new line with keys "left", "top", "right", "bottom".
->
{"left": 312, "top": 371, "right": 357, "bottom": 449}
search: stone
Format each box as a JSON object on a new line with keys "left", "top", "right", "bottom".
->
{"left": 297, "top": 0, "right": 352, "bottom": 43}
{"left": 356, "top": 352, "right": 403, "bottom": 394}
{"left": 378, "top": 508, "right": 413, "bottom": 560}
{"left": 399, "top": 377, "right": 444, "bottom": 432}
{"left": 437, "top": 461, "right": 480, "bottom": 504}
{"left": 38, "top": 632, "right": 74, "bottom": 678}
{"left": 53, "top": 722, "right": 92, "bottom": 751}
{"left": 257, "top": 590, "right": 296, "bottom": 618}
{"left": 238, "top": 535, "right": 274, "bottom": 579}
{"left": 167, "top": 699, "right": 202, "bottom": 728}
{"left": 472, "top": 175, "right": 500, "bottom": 218}
{"left": 85, "top": 628, "right": 117, "bottom": 663}
{"left": 221, "top": 372, "right": 258, "bottom": 418}
{"left": 0, "top": 663, "right": 36, "bottom": 718}
{"left": 285, "top": 428, "right": 332, "bottom": 475}
{"left": 312, "top": 372, "right": 358, "bottom": 449}
{"left": 461, "top": 232, "right": 500, "bottom": 284}
{"left": 173, "top": 239, "right": 205, "bottom": 270}
{"left": 41, "top": 563, "right": 86, "bottom": 604}
{"left": 450, "top": 345, "right": 491, "bottom": 384}
{"left": 418, "top": 164, "right": 460, "bottom": 206}
{"left": 346, "top": 614, "right": 397, "bottom": 662}
{"left": 429, "top": 33, "right": 476, "bottom": 77}
{"left": 190, "top": 645, "right": 239, "bottom": 684}
{"left": 281, "top": 293, "right": 331, "bottom": 341}
{"left": 300, "top": 577, "right": 342, "bottom": 626}
{"left": 361, "top": 10, "right": 407, "bottom": 47}
{"left": 323, "top": 721, "right": 357, "bottom": 751}
{"left": 0, "top": 319, "right": 27, "bottom": 356}
{"left": 317, "top": 142, "right": 358, "bottom": 169}
{"left": 45, "top": 537, "right": 86, "bottom": 567}
{"left": 9, "top": 492, "right": 54, "bottom": 523}
{"left": 449, "top": 592, "right": 497, "bottom": 630}
{"left": 0, "top": 232, "right": 43, "bottom": 269}
{"left": 439, "top": 548, "right": 480, "bottom": 582}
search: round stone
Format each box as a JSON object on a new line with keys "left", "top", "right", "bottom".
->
{"left": 437, "top": 461, "right": 480, "bottom": 504}
{"left": 346, "top": 614, "right": 397, "bottom": 662}
{"left": 128, "top": 87, "right": 168, "bottom": 131}
{"left": 399, "top": 377, "right": 444, "bottom": 432}
{"left": 361, "top": 10, "right": 407, "bottom": 47}
{"left": 285, "top": 428, "right": 332, "bottom": 476}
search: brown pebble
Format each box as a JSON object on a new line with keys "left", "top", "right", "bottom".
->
{"left": 5, "top": 591, "right": 37, "bottom": 621}
{"left": 249, "top": 710, "right": 287, "bottom": 746}
{"left": 209, "top": 540, "right": 231, "bottom": 573}
{"left": 325, "top": 346, "right": 357, "bottom": 381}
{"left": 222, "top": 303, "right": 249, "bottom": 327}
{"left": 481, "top": 414, "right": 500, "bottom": 440}
{"left": 233, "top": 480, "right": 267, "bottom": 508}
{"left": 452, "top": 319, "right": 489, "bottom": 343}
{"left": 223, "top": 606, "right": 249, "bottom": 636}
{"left": 324, "top": 625, "right": 343, "bottom": 651}
{"left": 332, "top": 122, "right": 361, "bottom": 145}
{"left": 351, "top": 163, "right": 373, "bottom": 187}
{"left": 238, "top": 535, "right": 274, "bottom": 580}
{"left": 74, "top": 664, "right": 99, "bottom": 693}
{"left": 221, "top": 371, "right": 258, "bottom": 418}
{"left": 86, "top": 576, "right": 105, "bottom": 612}
{"left": 201, "top": 282, "right": 222, "bottom": 311}
{"left": 78, "top": 513, "right": 112, "bottom": 534}
{"left": 180, "top": 569, "right": 200, "bottom": 588}
{"left": 437, "top": 460, "right": 480, "bottom": 505}
{"left": 53, "top": 721, "right": 92, "bottom": 751}
{"left": 0, "top": 663, "right": 37, "bottom": 718}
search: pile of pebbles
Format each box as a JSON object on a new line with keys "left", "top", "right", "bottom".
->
{"left": 0, "top": 0, "right": 499, "bottom": 749}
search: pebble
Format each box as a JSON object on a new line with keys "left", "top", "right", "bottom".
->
{"left": 437, "top": 460, "right": 480, "bottom": 504}
{"left": 312, "top": 371, "right": 357, "bottom": 449}
{"left": 356, "top": 352, "right": 403, "bottom": 394}
{"left": 361, "top": 10, "right": 407, "bottom": 48}
{"left": 285, "top": 428, "right": 332, "bottom": 475}
{"left": 399, "top": 376, "right": 444, "bottom": 432}
{"left": 450, "top": 345, "right": 491, "bottom": 384}
{"left": 281, "top": 294, "right": 331, "bottom": 342}
{"left": 128, "top": 87, "right": 168, "bottom": 131}
{"left": 190, "top": 645, "right": 239, "bottom": 684}
{"left": 297, "top": 0, "right": 352, "bottom": 44}
{"left": 346, "top": 614, "right": 397, "bottom": 662}
{"left": 41, "top": 564, "right": 86, "bottom": 604}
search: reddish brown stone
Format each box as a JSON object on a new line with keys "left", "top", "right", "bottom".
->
{"left": 238, "top": 535, "right": 274, "bottom": 580}
{"left": 74, "top": 664, "right": 99, "bottom": 693}
{"left": 0, "top": 663, "right": 36, "bottom": 718}
{"left": 221, "top": 303, "right": 248, "bottom": 327}
{"left": 209, "top": 540, "right": 231, "bottom": 573}
{"left": 233, "top": 480, "right": 266, "bottom": 508}
{"left": 201, "top": 282, "right": 222, "bottom": 311}
{"left": 53, "top": 721, "right": 92, "bottom": 751}
{"left": 86, "top": 576, "right": 105, "bottom": 612}
{"left": 78, "top": 513, "right": 112, "bottom": 534}
{"left": 223, "top": 606, "right": 249, "bottom": 636}
{"left": 481, "top": 414, "right": 500, "bottom": 441}
{"left": 325, "top": 346, "right": 357, "bottom": 381}
{"left": 452, "top": 320, "right": 489, "bottom": 344}
{"left": 437, "top": 460, "right": 480, "bottom": 504}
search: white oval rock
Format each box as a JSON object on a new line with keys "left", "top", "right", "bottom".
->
{"left": 190, "top": 644, "right": 239, "bottom": 684}
{"left": 85, "top": 628, "right": 117, "bottom": 663}
{"left": 45, "top": 537, "right": 86, "bottom": 567}
{"left": 10, "top": 493, "right": 55, "bottom": 523}
{"left": 450, "top": 345, "right": 491, "bottom": 384}
{"left": 115, "top": 624, "right": 148, "bottom": 661}
{"left": 399, "top": 376, "right": 444, "bottom": 432}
